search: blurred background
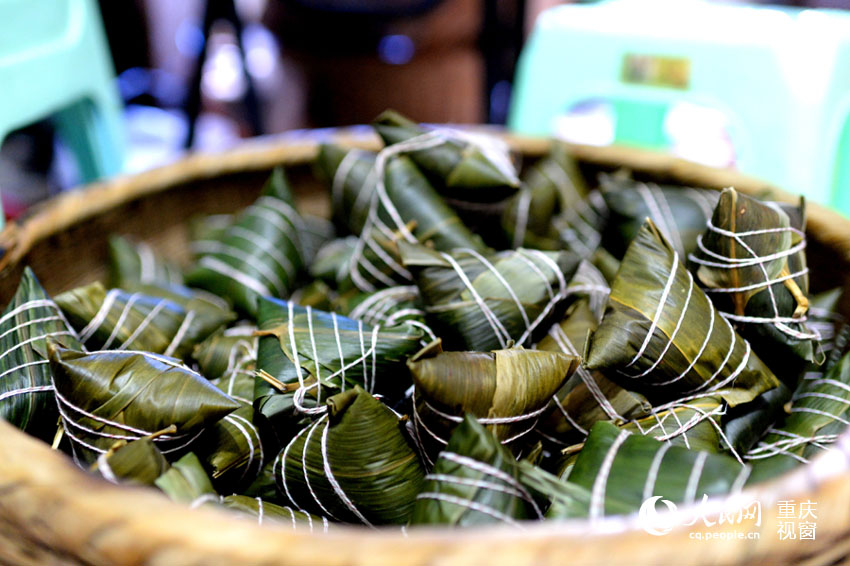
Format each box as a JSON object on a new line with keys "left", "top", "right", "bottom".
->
{"left": 2, "top": 0, "right": 850, "bottom": 219}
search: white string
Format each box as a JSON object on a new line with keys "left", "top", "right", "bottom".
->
{"left": 117, "top": 299, "right": 171, "bottom": 350}
{"left": 229, "top": 225, "right": 297, "bottom": 281}
{"left": 347, "top": 133, "right": 449, "bottom": 292}
{"left": 300, "top": 419, "right": 339, "bottom": 520}
{"left": 626, "top": 251, "right": 679, "bottom": 368}
{"left": 193, "top": 240, "right": 287, "bottom": 296}
{"left": 332, "top": 149, "right": 368, "bottom": 213}
{"left": 0, "top": 359, "right": 49, "bottom": 381}
{"left": 101, "top": 293, "right": 144, "bottom": 349}
{"left": 320, "top": 417, "right": 373, "bottom": 526}
{"left": 545, "top": 323, "right": 621, "bottom": 421}
{"left": 79, "top": 290, "right": 120, "bottom": 342}
{"left": 684, "top": 451, "right": 708, "bottom": 505}
{"left": 0, "top": 315, "right": 63, "bottom": 341}
{"left": 0, "top": 384, "right": 54, "bottom": 402}
{"left": 511, "top": 188, "right": 533, "bottom": 249}
{"left": 589, "top": 429, "right": 631, "bottom": 520}
{"left": 439, "top": 251, "right": 510, "bottom": 348}
{"left": 689, "top": 214, "right": 818, "bottom": 341}
{"left": 163, "top": 310, "right": 196, "bottom": 357}
{"left": 439, "top": 451, "right": 542, "bottom": 518}
{"left": 631, "top": 271, "right": 694, "bottom": 378}
{"left": 550, "top": 394, "right": 589, "bottom": 437}
{"left": 636, "top": 183, "right": 685, "bottom": 257}
{"left": 0, "top": 330, "right": 73, "bottom": 363}
{"left": 414, "top": 492, "right": 523, "bottom": 527}
{"left": 641, "top": 442, "right": 671, "bottom": 502}
{"left": 95, "top": 451, "right": 120, "bottom": 484}
{"left": 197, "top": 256, "right": 272, "bottom": 298}
{"left": 223, "top": 413, "right": 261, "bottom": 482}
{"left": 276, "top": 424, "right": 314, "bottom": 515}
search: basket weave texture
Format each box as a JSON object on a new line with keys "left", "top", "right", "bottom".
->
{"left": 0, "top": 131, "right": 848, "bottom": 566}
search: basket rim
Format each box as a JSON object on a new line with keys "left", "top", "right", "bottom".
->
{"left": 1, "top": 130, "right": 849, "bottom": 565}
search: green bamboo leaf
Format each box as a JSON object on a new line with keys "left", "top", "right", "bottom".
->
{"left": 185, "top": 167, "right": 306, "bottom": 316}
{"left": 563, "top": 260, "right": 611, "bottom": 321}
{"left": 195, "top": 404, "right": 265, "bottom": 492}
{"left": 275, "top": 386, "right": 425, "bottom": 525}
{"left": 311, "top": 229, "right": 414, "bottom": 294}
{"left": 290, "top": 280, "right": 338, "bottom": 311}
{"left": 722, "top": 383, "right": 791, "bottom": 455}
{"left": 410, "top": 414, "right": 538, "bottom": 527}
{"left": 340, "top": 227, "right": 414, "bottom": 293}
{"left": 619, "top": 396, "right": 725, "bottom": 453}
{"left": 408, "top": 341, "right": 577, "bottom": 464}
{"left": 192, "top": 324, "right": 257, "bottom": 381}
{"left": 568, "top": 421, "right": 750, "bottom": 517}
{"left": 219, "top": 495, "right": 330, "bottom": 531}
{"left": 590, "top": 247, "right": 621, "bottom": 285}
{"left": 373, "top": 110, "right": 520, "bottom": 200}
{"left": 107, "top": 234, "right": 184, "bottom": 289}
{"left": 300, "top": 214, "right": 337, "bottom": 261}
{"left": 188, "top": 213, "right": 234, "bottom": 243}
{"left": 381, "top": 155, "right": 488, "bottom": 251}
{"left": 155, "top": 452, "right": 218, "bottom": 504}
{"left": 333, "top": 285, "right": 436, "bottom": 341}
{"left": 56, "top": 282, "right": 233, "bottom": 360}
{"left": 400, "top": 241, "right": 581, "bottom": 351}
{"left": 690, "top": 188, "right": 817, "bottom": 379}
{"left": 254, "top": 297, "right": 423, "bottom": 432}
{"left": 316, "top": 144, "right": 487, "bottom": 251}
{"left": 503, "top": 142, "right": 586, "bottom": 247}
{"left": 504, "top": 142, "right": 607, "bottom": 256}
{"left": 0, "top": 267, "right": 82, "bottom": 442}
{"left": 536, "top": 300, "right": 651, "bottom": 447}
{"left": 49, "top": 345, "right": 239, "bottom": 465}
{"left": 516, "top": 460, "right": 636, "bottom": 519}
{"left": 318, "top": 143, "right": 489, "bottom": 294}
{"left": 240, "top": 459, "right": 281, "bottom": 502}
{"left": 553, "top": 394, "right": 731, "bottom": 480}
{"left": 746, "top": 349, "right": 850, "bottom": 483}
{"left": 502, "top": 182, "right": 561, "bottom": 251}
{"left": 124, "top": 281, "right": 236, "bottom": 331}
{"left": 190, "top": 211, "right": 333, "bottom": 263}
{"left": 600, "top": 172, "right": 719, "bottom": 259}
{"left": 310, "top": 237, "right": 359, "bottom": 287}
{"left": 0, "top": 267, "right": 83, "bottom": 440}
{"left": 586, "top": 219, "right": 781, "bottom": 407}
{"left": 315, "top": 144, "right": 378, "bottom": 234}
{"left": 91, "top": 431, "right": 171, "bottom": 486}
{"left": 806, "top": 289, "right": 849, "bottom": 373}
{"left": 193, "top": 326, "right": 256, "bottom": 406}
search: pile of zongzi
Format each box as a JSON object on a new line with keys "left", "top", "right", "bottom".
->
{"left": 2, "top": 110, "right": 847, "bottom": 533}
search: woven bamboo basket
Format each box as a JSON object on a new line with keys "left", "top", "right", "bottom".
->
{"left": 0, "top": 131, "right": 848, "bottom": 566}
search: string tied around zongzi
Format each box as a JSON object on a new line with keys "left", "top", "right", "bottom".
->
{"left": 254, "top": 302, "right": 382, "bottom": 416}
{"left": 690, "top": 215, "right": 817, "bottom": 342}
{"left": 432, "top": 247, "right": 568, "bottom": 349}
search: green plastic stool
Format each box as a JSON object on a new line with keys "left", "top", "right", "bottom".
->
{"left": 509, "top": 0, "right": 850, "bottom": 215}
{"left": 0, "top": 0, "right": 124, "bottom": 227}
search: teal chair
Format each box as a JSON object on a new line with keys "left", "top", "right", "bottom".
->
{"left": 510, "top": 0, "right": 850, "bottom": 215}
{"left": 0, "top": 0, "right": 124, "bottom": 227}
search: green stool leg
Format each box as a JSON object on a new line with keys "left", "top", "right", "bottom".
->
{"left": 54, "top": 96, "right": 123, "bottom": 184}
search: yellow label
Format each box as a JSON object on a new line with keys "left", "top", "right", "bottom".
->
{"left": 621, "top": 54, "right": 691, "bottom": 89}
